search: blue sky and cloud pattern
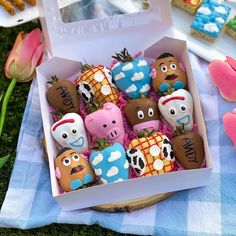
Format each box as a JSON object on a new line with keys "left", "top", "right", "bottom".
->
{"left": 191, "top": 0, "right": 231, "bottom": 38}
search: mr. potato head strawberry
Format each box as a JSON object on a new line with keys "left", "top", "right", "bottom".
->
{"left": 46, "top": 76, "right": 80, "bottom": 114}
{"left": 152, "top": 53, "right": 187, "bottom": 94}
{"left": 124, "top": 97, "right": 161, "bottom": 132}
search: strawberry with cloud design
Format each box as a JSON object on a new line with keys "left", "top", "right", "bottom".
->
{"left": 111, "top": 48, "right": 151, "bottom": 99}
{"left": 209, "top": 56, "right": 236, "bottom": 102}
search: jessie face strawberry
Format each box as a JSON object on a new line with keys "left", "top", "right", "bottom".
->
{"left": 158, "top": 89, "right": 193, "bottom": 131}
{"left": 152, "top": 53, "right": 187, "bottom": 93}
{"left": 46, "top": 76, "right": 80, "bottom": 114}
{"left": 75, "top": 65, "right": 119, "bottom": 106}
{"left": 124, "top": 97, "right": 160, "bottom": 132}
{"left": 127, "top": 132, "right": 175, "bottom": 177}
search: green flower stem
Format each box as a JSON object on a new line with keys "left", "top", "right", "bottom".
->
{"left": 0, "top": 78, "right": 17, "bottom": 136}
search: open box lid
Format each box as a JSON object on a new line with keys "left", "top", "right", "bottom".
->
{"left": 37, "top": 0, "right": 173, "bottom": 64}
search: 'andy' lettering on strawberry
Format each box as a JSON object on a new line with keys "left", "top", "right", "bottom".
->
{"left": 51, "top": 113, "right": 88, "bottom": 153}
{"left": 158, "top": 89, "right": 193, "bottom": 131}
{"left": 85, "top": 102, "right": 125, "bottom": 145}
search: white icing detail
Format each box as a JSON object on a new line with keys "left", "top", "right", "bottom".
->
{"left": 112, "top": 62, "right": 121, "bottom": 70}
{"left": 106, "top": 166, "right": 119, "bottom": 177}
{"left": 101, "top": 85, "right": 111, "bottom": 95}
{"left": 100, "top": 178, "right": 108, "bottom": 184}
{"left": 114, "top": 178, "right": 124, "bottom": 182}
{"left": 150, "top": 145, "right": 160, "bottom": 157}
{"left": 125, "top": 84, "right": 137, "bottom": 93}
{"left": 197, "top": 6, "right": 211, "bottom": 15}
{"left": 94, "top": 71, "right": 104, "bottom": 82}
{"left": 108, "top": 151, "right": 122, "bottom": 162}
{"left": 214, "top": 6, "right": 227, "bottom": 15}
{"left": 92, "top": 153, "right": 103, "bottom": 166}
{"left": 153, "top": 159, "right": 164, "bottom": 171}
{"left": 114, "top": 72, "right": 125, "bottom": 81}
{"left": 122, "top": 63, "right": 133, "bottom": 71}
{"left": 131, "top": 72, "right": 144, "bottom": 81}
{"left": 204, "top": 23, "right": 219, "bottom": 33}
{"left": 137, "top": 59, "right": 147, "bottom": 67}
{"left": 124, "top": 160, "right": 129, "bottom": 169}
{"left": 94, "top": 168, "right": 102, "bottom": 176}
{"left": 140, "top": 84, "right": 150, "bottom": 93}
{"left": 216, "top": 17, "right": 225, "bottom": 24}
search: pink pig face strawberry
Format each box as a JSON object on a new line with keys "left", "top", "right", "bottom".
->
{"left": 85, "top": 102, "right": 125, "bottom": 145}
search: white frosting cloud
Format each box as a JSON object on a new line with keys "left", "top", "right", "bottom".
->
{"left": 112, "top": 62, "right": 120, "bottom": 70}
{"left": 114, "top": 72, "right": 125, "bottom": 81}
{"left": 108, "top": 151, "right": 122, "bottom": 162}
{"left": 204, "top": 23, "right": 219, "bottom": 33}
{"left": 137, "top": 59, "right": 148, "bottom": 67}
{"left": 92, "top": 153, "right": 103, "bottom": 166}
{"left": 216, "top": 17, "right": 225, "bottom": 24}
{"left": 122, "top": 63, "right": 133, "bottom": 71}
{"left": 140, "top": 84, "right": 151, "bottom": 93}
{"left": 125, "top": 84, "right": 137, "bottom": 93}
{"left": 94, "top": 168, "right": 102, "bottom": 176}
{"left": 198, "top": 6, "right": 211, "bottom": 15}
{"left": 106, "top": 166, "right": 119, "bottom": 177}
{"left": 124, "top": 160, "right": 129, "bottom": 169}
{"left": 131, "top": 72, "right": 144, "bottom": 81}
{"left": 214, "top": 6, "right": 227, "bottom": 15}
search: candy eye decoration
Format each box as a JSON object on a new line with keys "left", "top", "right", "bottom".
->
{"left": 180, "top": 105, "right": 186, "bottom": 112}
{"left": 61, "top": 132, "right": 69, "bottom": 140}
{"left": 170, "top": 63, "right": 177, "bottom": 70}
{"left": 137, "top": 110, "right": 145, "bottom": 120}
{"left": 148, "top": 108, "right": 154, "bottom": 117}
{"left": 72, "top": 154, "right": 80, "bottom": 162}
{"left": 63, "top": 158, "right": 71, "bottom": 166}
{"left": 71, "top": 128, "right": 78, "bottom": 135}
{"left": 161, "top": 66, "right": 168, "bottom": 73}
{"left": 169, "top": 107, "right": 176, "bottom": 116}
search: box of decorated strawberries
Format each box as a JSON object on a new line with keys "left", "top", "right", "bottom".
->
{"left": 36, "top": 0, "right": 212, "bottom": 211}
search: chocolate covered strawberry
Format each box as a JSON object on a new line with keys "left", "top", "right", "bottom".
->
{"left": 172, "top": 125, "right": 204, "bottom": 169}
{"left": 46, "top": 76, "right": 80, "bottom": 114}
{"left": 124, "top": 97, "right": 160, "bottom": 132}
{"left": 111, "top": 48, "right": 151, "bottom": 99}
{"left": 126, "top": 132, "right": 175, "bottom": 177}
{"left": 75, "top": 64, "right": 119, "bottom": 106}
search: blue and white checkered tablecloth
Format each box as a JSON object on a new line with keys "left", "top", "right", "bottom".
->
{"left": 0, "top": 53, "right": 236, "bottom": 235}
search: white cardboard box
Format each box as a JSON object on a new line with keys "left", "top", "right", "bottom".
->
{"left": 37, "top": 0, "right": 212, "bottom": 211}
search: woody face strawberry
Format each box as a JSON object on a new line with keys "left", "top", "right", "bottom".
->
{"left": 158, "top": 89, "right": 193, "bottom": 131}
{"left": 46, "top": 76, "right": 80, "bottom": 114}
{"left": 126, "top": 132, "right": 175, "bottom": 177}
{"left": 172, "top": 125, "right": 204, "bottom": 169}
{"left": 124, "top": 97, "right": 160, "bottom": 132}
{"left": 111, "top": 48, "right": 151, "bottom": 99}
{"left": 75, "top": 64, "right": 119, "bottom": 106}
{"left": 152, "top": 53, "right": 187, "bottom": 93}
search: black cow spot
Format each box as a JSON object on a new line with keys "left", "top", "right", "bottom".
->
{"left": 133, "top": 155, "right": 138, "bottom": 165}
{"left": 127, "top": 155, "right": 131, "bottom": 164}
{"left": 135, "top": 168, "right": 141, "bottom": 174}
{"left": 170, "top": 151, "right": 174, "bottom": 159}
{"left": 129, "top": 148, "right": 137, "bottom": 154}
{"left": 163, "top": 138, "right": 170, "bottom": 145}
{"left": 84, "top": 83, "right": 91, "bottom": 91}
{"left": 82, "top": 93, "right": 89, "bottom": 102}
{"left": 163, "top": 147, "right": 168, "bottom": 158}
{"left": 139, "top": 158, "right": 145, "bottom": 169}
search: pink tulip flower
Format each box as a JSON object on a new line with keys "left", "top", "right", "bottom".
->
{"left": 0, "top": 28, "right": 44, "bottom": 136}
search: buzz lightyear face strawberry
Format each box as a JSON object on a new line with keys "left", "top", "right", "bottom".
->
{"left": 51, "top": 113, "right": 88, "bottom": 153}
{"left": 111, "top": 48, "right": 151, "bottom": 99}
{"left": 158, "top": 89, "right": 193, "bottom": 131}
{"left": 89, "top": 143, "right": 129, "bottom": 184}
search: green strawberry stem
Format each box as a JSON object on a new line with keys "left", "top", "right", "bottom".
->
{"left": 0, "top": 154, "right": 10, "bottom": 169}
{"left": 94, "top": 138, "right": 110, "bottom": 151}
{"left": 47, "top": 75, "right": 59, "bottom": 85}
{"left": 112, "top": 48, "right": 133, "bottom": 62}
{"left": 81, "top": 63, "right": 94, "bottom": 73}
{"left": 173, "top": 124, "right": 186, "bottom": 137}
{"left": 0, "top": 77, "right": 17, "bottom": 136}
{"left": 137, "top": 129, "right": 155, "bottom": 138}
{"left": 163, "top": 87, "right": 176, "bottom": 96}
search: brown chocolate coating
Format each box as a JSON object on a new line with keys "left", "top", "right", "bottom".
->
{"left": 46, "top": 80, "right": 80, "bottom": 114}
{"left": 152, "top": 53, "right": 187, "bottom": 93}
{"left": 55, "top": 148, "right": 95, "bottom": 192}
{"left": 172, "top": 131, "right": 204, "bottom": 169}
{"left": 124, "top": 98, "right": 160, "bottom": 127}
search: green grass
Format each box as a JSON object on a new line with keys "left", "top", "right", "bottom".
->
{"left": 0, "top": 22, "right": 130, "bottom": 235}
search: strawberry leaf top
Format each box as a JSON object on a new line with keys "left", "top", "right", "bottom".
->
{"left": 112, "top": 48, "right": 133, "bottom": 62}
{"left": 93, "top": 138, "right": 111, "bottom": 151}
{"left": 47, "top": 75, "right": 59, "bottom": 85}
{"left": 81, "top": 63, "right": 94, "bottom": 73}
{"left": 173, "top": 124, "right": 186, "bottom": 137}
{"left": 136, "top": 129, "right": 156, "bottom": 138}
{"left": 162, "top": 87, "right": 176, "bottom": 96}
